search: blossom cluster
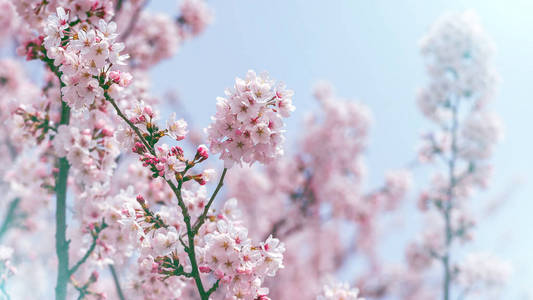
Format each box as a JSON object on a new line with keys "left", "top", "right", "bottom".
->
{"left": 42, "top": 10, "right": 130, "bottom": 110}
{"left": 119, "top": 0, "right": 212, "bottom": 69}
{"left": 53, "top": 111, "right": 120, "bottom": 186}
{"left": 0, "top": 3, "right": 287, "bottom": 299}
{"left": 223, "top": 82, "right": 412, "bottom": 299}
{"left": 316, "top": 279, "right": 364, "bottom": 300}
{"left": 178, "top": 0, "right": 214, "bottom": 37}
{"left": 417, "top": 11, "right": 497, "bottom": 123}
{"left": 119, "top": 195, "right": 285, "bottom": 299}
{"left": 206, "top": 70, "right": 295, "bottom": 167}
{"left": 456, "top": 252, "right": 512, "bottom": 293}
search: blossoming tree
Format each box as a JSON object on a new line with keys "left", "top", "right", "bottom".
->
{"left": 354, "top": 11, "right": 511, "bottom": 300}
{"left": 0, "top": 1, "right": 511, "bottom": 300}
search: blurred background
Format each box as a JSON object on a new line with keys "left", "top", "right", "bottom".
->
{"left": 147, "top": 0, "right": 533, "bottom": 298}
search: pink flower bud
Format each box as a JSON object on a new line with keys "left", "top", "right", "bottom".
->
{"left": 109, "top": 71, "right": 121, "bottom": 83}
{"left": 196, "top": 144, "right": 209, "bottom": 159}
{"left": 102, "top": 128, "right": 113, "bottom": 137}
{"left": 143, "top": 106, "right": 153, "bottom": 118}
{"left": 151, "top": 262, "right": 160, "bottom": 273}
{"left": 199, "top": 266, "right": 211, "bottom": 273}
{"left": 90, "top": 271, "right": 99, "bottom": 282}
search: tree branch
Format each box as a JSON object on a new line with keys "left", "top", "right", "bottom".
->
{"left": 41, "top": 54, "right": 72, "bottom": 300}
{"left": 55, "top": 101, "right": 71, "bottom": 300}
{"left": 104, "top": 92, "right": 217, "bottom": 299}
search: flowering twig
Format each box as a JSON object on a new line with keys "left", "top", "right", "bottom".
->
{"left": 104, "top": 93, "right": 153, "bottom": 155}
{"left": 172, "top": 179, "right": 209, "bottom": 298}
{"left": 442, "top": 98, "right": 459, "bottom": 300}
{"left": 105, "top": 92, "right": 216, "bottom": 299}
{"left": 69, "top": 222, "right": 108, "bottom": 277}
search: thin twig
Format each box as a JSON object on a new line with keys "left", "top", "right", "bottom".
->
{"left": 109, "top": 265, "right": 126, "bottom": 300}
{"left": 105, "top": 92, "right": 153, "bottom": 155}
{"left": 0, "top": 282, "right": 10, "bottom": 300}
{"left": 192, "top": 168, "right": 228, "bottom": 234}
{"left": 69, "top": 223, "right": 107, "bottom": 276}
{"left": 0, "top": 198, "right": 20, "bottom": 242}
{"left": 206, "top": 279, "right": 220, "bottom": 296}
{"left": 442, "top": 98, "right": 459, "bottom": 300}
{"left": 170, "top": 179, "right": 208, "bottom": 298}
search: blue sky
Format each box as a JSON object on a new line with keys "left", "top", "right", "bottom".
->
{"left": 148, "top": 1, "right": 533, "bottom": 298}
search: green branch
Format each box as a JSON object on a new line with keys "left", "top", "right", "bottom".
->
{"left": 192, "top": 168, "right": 227, "bottom": 234}
{"left": 0, "top": 198, "right": 20, "bottom": 242}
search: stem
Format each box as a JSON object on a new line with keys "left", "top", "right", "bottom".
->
{"left": 105, "top": 93, "right": 153, "bottom": 155}
{"left": 0, "top": 282, "right": 10, "bottom": 300}
{"left": 442, "top": 100, "right": 459, "bottom": 300}
{"left": 206, "top": 279, "right": 220, "bottom": 297}
{"left": 192, "top": 168, "right": 227, "bottom": 234}
{"left": 105, "top": 93, "right": 218, "bottom": 299}
{"left": 115, "top": 0, "right": 124, "bottom": 12}
{"left": 55, "top": 100, "right": 71, "bottom": 300}
{"left": 109, "top": 265, "right": 126, "bottom": 300}
{"left": 0, "top": 198, "right": 20, "bottom": 242}
{"left": 41, "top": 52, "right": 72, "bottom": 300}
{"left": 170, "top": 179, "right": 208, "bottom": 299}
{"left": 69, "top": 223, "right": 107, "bottom": 277}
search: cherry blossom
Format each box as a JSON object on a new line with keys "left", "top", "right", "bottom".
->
{"left": 206, "top": 70, "right": 295, "bottom": 167}
{"left": 0, "top": 3, "right": 514, "bottom": 300}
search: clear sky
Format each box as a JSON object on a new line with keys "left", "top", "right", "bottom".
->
{"left": 148, "top": 1, "right": 533, "bottom": 298}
